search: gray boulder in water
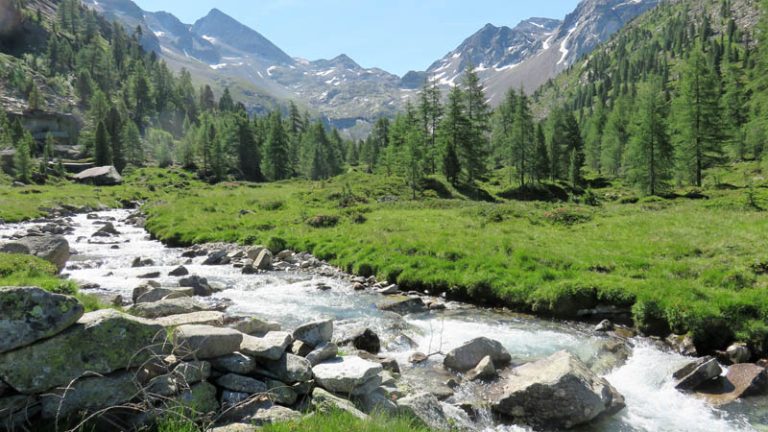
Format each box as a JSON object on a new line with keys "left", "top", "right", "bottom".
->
{"left": 443, "top": 337, "right": 511, "bottom": 372}
{"left": 490, "top": 350, "right": 625, "bottom": 429}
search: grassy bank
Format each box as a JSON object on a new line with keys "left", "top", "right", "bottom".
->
{"left": 3, "top": 166, "right": 768, "bottom": 354}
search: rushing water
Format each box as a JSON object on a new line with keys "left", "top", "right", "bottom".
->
{"left": 1, "top": 209, "right": 765, "bottom": 432}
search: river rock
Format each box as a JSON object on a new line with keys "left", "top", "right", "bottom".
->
{"left": 0, "top": 310, "right": 163, "bottom": 394}
{"left": 674, "top": 356, "right": 722, "bottom": 391}
{"left": 92, "top": 222, "right": 120, "bottom": 237}
{"left": 666, "top": 334, "right": 698, "bottom": 357}
{"left": 173, "top": 361, "right": 211, "bottom": 385}
{"left": 293, "top": 319, "right": 333, "bottom": 347}
{"left": 266, "top": 379, "right": 298, "bottom": 405}
{"left": 0, "top": 286, "right": 84, "bottom": 353}
{"left": 209, "top": 424, "right": 257, "bottom": 432}
{"left": 251, "top": 405, "right": 301, "bottom": 425}
{"left": 253, "top": 249, "right": 272, "bottom": 270}
{"left": 377, "top": 284, "right": 400, "bottom": 295}
{"left": 131, "top": 257, "right": 154, "bottom": 268}
{"left": 40, "top": 371, "right": 141, "bottom": 419}
{"left": 595, "top": 319, "right": 614, "bottom": 332}
{"left": 156, "top": 311, "right": 226, "bottom": 327}
{"left": 354, "top": 387, "right": 398, "bottom": 414}
{"left": 211, "top": 353, "right": 257, "bottom": 374}
{"left": 339, "top": 328, "right": 381, "bottom": 354}
{"left": 240, "top": 332, "right": 293, "bottom": 361}
{"left": 490, "top": 350, "right": 625, "bottom": 429}
{"left": 259, "top": 354, "right": 312, "bottom": 384}
{"left": 73, "top": 165, "right": 122, "bottom": 185}
{"left": 290, "top": 340, "right": 314, "bottom": 357}
{"left": 377, "top": 296, "right": 427, "bottom": 315}
{"left": 444, "top": 337, "right": 511, "bottom": 372}
{"left": 726, "top": 343, "right": 751, "bottom": 364}
{"left": 172, "top": 325, "right": 243, "bottom": 360}
{"left": 465, "top": 355, "right": 497, "bottom": 381}
{"left": 178, "top": 275, "right": 214, "bottom": 297}
{"left": 398, "top": 393, "right": 452, "bottom": 431}
{"left": 130, "top": 297, "right": 216, "bottom": 319}
{"left": 1, "top": 235, "right": 70, "bottom": 272}
{"left": 231, "top": 316, "right": 281, "bottom": 336}
{"left": 168, "top": 265, "right": 189, "bottom": 277}
{"left": 0, "top": 395, "right": 40, "bottom": 430}
{"left": 699, "top": 363, "right": 768, "bottom": 405}
{"left": 311, "top": 387, "right": 368, "bottom": 420}
{"left": 313, "top": 356, "right": 383, "bottom": 395}
{"left": 176, "top": 381, "right": 219, "bottom": 415}
{"left": 305, "top": 342, "right": 339, "bottom": 366}
{"left": 133, "top": 286, "right": 193, "bottom": 304}
{"left": 217, "top": 374, "right": 268, "bottom": 394}
{"left": 203, "top": 249, "right": 230, "bottom": 266}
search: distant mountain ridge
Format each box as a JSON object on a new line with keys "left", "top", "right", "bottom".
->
{"left": 81, "top": 0, "right": 661, "bottom": 132}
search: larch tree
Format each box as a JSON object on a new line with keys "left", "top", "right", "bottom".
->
{"left": 625, "top": 80, "right": 673, "bottom": 196}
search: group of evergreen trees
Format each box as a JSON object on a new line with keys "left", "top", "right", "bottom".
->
{"left": 531, "top": 0, "right": 768, "bottom": 195}
{"left": 1, "top": 0, "right": 351, "bottom": 184}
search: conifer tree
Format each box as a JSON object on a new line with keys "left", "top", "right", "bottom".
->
{"left": 533, "top": 123, "right": 550, "bottom": 183}
{"left": 438, "top": 86, "right": 468, "bottom": 185}
{"left": 236, "top": 114, "right": 262, "bottom": 181}
{"left": 600, "top": 96, "right": 631, "bottom": 178}
{"left": 418, "top": 79, "right": 443, "bottom": 174}
{"left": 625, "top": 80, "right": 673, "bottom": 195}
{"left": 121, "top": 120, "right": 143, "bottom": 167}
{"left": 94, "top": 121, "right": 113, "bottom": 166}
{"left": 511, "top": 89, "right": 535, "bottom": 185}
{"left": 263, "top": 112, "right": 291, "bottom": 181}
{"left": 721, "top": 56, "right": 747, "bottom": 160}
{"left": 462, "top": 66, "right": 490, "bottom": 182}
{"left": 672, "top": 42, "right": 723, "bottom": 186}
{"left": 14, "top": 131, "right": 32, "bottom": 183}
{"left": 218, "top": 87, "right": 235, "bottom": 112}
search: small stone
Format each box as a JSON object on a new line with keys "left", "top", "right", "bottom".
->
{"left": 216, "top": 373, "right": 267, "bottom": 394}
{"left": 211, "top": 353, "right": 257, "bottom": 375}
{"left": 595, "top": 319, "right": 614, "bottom": 332}
{"left": 465, "top": 355, "right": 497, "bottom": 381}
{"left": 305, "top": 342, "right": 339, "bottom": 366}
{"left": 409, "top": 352, "right": 428, "bottom": 364}
{"left": 169, "top": 266, "right": 190, "bottom": 277}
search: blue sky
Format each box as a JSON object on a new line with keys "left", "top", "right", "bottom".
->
{"left": 134, "top": 0, "right": 581, "bottom": 76}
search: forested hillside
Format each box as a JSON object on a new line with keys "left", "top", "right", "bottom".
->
{"left": 527, "top": 0, "right": 765, "bottom": 193}
{"left": 0, "top": 0, "right": 352, "bottom": 185}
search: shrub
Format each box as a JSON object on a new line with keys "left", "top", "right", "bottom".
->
{"left": 542, "top": 207, "right": 592, "bottom": 225}
{"left": 306, "top": 215, "right": 340, "bottom": 228}
{"left": 267, "top": 236, "right": 288, "bottom": 253}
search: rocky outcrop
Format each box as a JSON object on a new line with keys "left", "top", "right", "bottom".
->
{"left": 444, "top": 337, "right": 511, "bottom": 372}
{"left": 0, "top": 286, "right": 84, "bottom": 354}
{"left": 490, "top": 350, "right": 625, "bottom": 429}
{"left": 0, "top": 235, "right": 70, "bottom": 272}
{"left": 73, "top": 166, "right": 123, "bottom": 185}
{"left": 698, "top": 363, "right": 768, "bottom": 405}
{"left": 0, "top": 310, "right": 163, "bottom": 394}
{"left": 312, "top": 356, "right": 382, "bottom": 396}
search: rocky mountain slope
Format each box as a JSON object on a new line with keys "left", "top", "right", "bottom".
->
{"left": 81, "top": 0, "right": 661, "bottom": 130}
{"left": 426, "top": 0, "right": 660, "bottom": 104}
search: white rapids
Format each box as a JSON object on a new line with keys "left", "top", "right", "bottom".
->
{"left": 1, "top": 209, "right": 764, "bottom": 432}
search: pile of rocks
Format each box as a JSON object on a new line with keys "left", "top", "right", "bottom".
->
{"left": 0, "top": 286, "right": 442, "bottom": 431}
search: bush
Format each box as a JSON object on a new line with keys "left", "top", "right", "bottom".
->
{"left": 267, "top": 236, "right": 288, "bottom": 253}
{"left": 542, "top": 207, "right": 592, "bottom": 225}
{"left": 306, "top": 215, "right": 340, "bottom": 228}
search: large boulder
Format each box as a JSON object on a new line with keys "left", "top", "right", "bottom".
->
{"left": 178, "top": 275, "right": 214, "bottom": 297}
{"left": 0, "top": 286, "right": 84, "bottom": 353}
{"left": 73, "top": 165, "right": 122, "bottom": 186}
{"left": 259, "top": 353, "right": 312, "bottom": 384}
{"left": 1, "top": 235, "right": 70, "bottom": 272}
{"left": 397, "top": 393, "right": 452, "bottom": 431}
{"left": 292, "top": 319, "right": 333, "bottom": 348}
{"left": 253, "top": 249, "right": 272, "bottom": 271}
{"left": 0, "top": 310, "right": 164, "bottom": 394}
{"left": 312, "top": 356, "right": 383, "bottom": 395}
{"left": 673, "top": 356, "right": 722, "bottom": 391}
{"left": 311, "top": 387, "right": 368, "bottom": 420}
{"left": 130, "top": 297, "right": 216, "bottom": 319}
{"left": 444, "top": 337, "right": 511, "bottom": 372}
{"left": 377, "top": 296, "right": 427, "bottom": 315}
{"left": 240, "top": 331, "right": 292, "bottom": 361}
{"left": 490, "top": 350, "right": 625, "bottom": 430}
{"left": 40, "top": 370, "right": 140, "bottom": 418}
{"left": 172, "top": 325, "right": 243, "bottom": 360}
